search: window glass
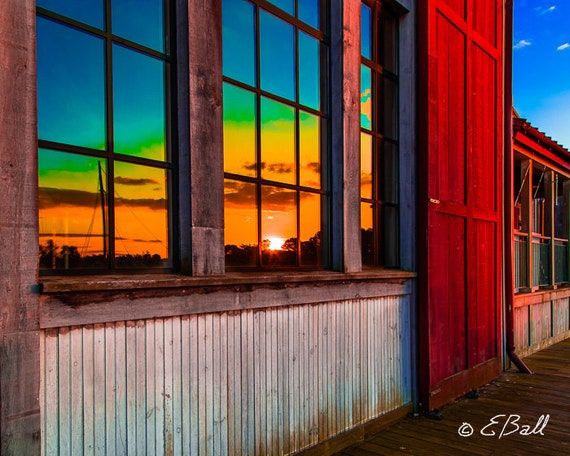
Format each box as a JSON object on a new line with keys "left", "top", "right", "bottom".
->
{"left": 299, "top": 31, "right": 320, "bottom": 110}
{"left": 39, "top": 149, "right": 108, "bottom": 270}
{"left": 300, "top": 192, "right": 321, "bottom": 265}
{"left": 224, "top": 180, "right": 258, "bottom": 267}
{"left": 360, "top": 65, "right": 372, "bottom": 130}
{"left": 361, "top": 132, "right": 373, "bottom": 200}
{"left": 261, "top": 186, "right": 297, "bottom": 266}
{"left": 260, "top": 11, "right": 295, "bottom": 101}
{"left": 114, "top": 162, "right": 169, "bottom": 267}
{"left": 223, "top": 0, "right": 328, "bottom": 268}
{"left": 382, "top": 141, "right": 399, "bottom": 204}
{"left": 266, "top": 0, "right": 294, "bottom": 16}
{"left": 222, "top": 0, "right": 256, "bottom": 86}
{"left": 224, "top": 84, "right": 257, "bottom": 176}
{"left": 299, "top": 111, "right": 320, "bottom": 189}
{"left": 361, "top": 202, "right": 374, "bottom": 265}
{"left": 112, "top": 0, "right": 164, "bottom": 51}
{"left": 360, "top": 2, "right": 399, "bottom": 267}
{"left": 382, "top": 77, "right": 398, "bottom": 140}
{"left": 37, "top": 0, "right": 104, "bottom": 29}
{"left": 37, "top": 1, "right": 172, "bottom": 272}
{"left": 37, "top": 17, "right": 105, "bottom": 149}
{"left": 381, "top": 9, "right": 398, "bottom": 74}
{"left": 261, "top": 97, "right": 296, "bottom": 184}
{"left": 361, "top": 3, "right": 372, "bottom": 60}
{"left": 113, "top": 45, "right": 166, "bottom": 160}
{"left": 299, "top": 0, "right": 320, "bottom": 28}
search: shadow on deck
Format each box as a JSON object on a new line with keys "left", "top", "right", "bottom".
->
{"left": 335, "top": 338, "right": 570, "bottom": 455}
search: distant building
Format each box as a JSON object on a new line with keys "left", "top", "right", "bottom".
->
{"left": 511, "top": 113, "right": 570, "bottom": 357}
{"left": 4, "top": 1, "right": 564, "bottom": 455}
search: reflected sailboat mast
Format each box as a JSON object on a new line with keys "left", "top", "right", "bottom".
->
{"left": 98, "top": 161, "right": 107, "bottom": 258}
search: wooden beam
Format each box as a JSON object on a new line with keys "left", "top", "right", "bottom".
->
{"left": 330, "top": 1, "right": 362, "bottom": 272}
{"left": 0, "top": 0, "right": 41, "bottom": 453}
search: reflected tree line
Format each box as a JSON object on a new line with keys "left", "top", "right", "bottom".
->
{"left": 225, "top": 231, "right": 322, "bottom": 267}
{"left": 39, "top": 239, "right": 163, "bottom": 269}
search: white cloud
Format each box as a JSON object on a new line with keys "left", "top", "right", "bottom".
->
{"left": 536, "top": 5, "right": 556, "bottom": 14}
{"left": 557, "top": 43, "right": 570, "bottom": 51}
{"left": 514, "top": 39, "right": 532, "bottom": 50}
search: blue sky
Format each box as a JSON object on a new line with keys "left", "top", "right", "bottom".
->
{"left": 513, "top": 0, "right": 570, "bottom": 148}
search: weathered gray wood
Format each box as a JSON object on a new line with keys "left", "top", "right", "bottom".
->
{"left": 330, "top": 0, "right": 362, "bottom": 272}
{"left": 40, "top": 273, "right": 414, "bottom": 328}
{"left": 186, "top": 0, "right": 225, "bottom": 275}
{"left": 0, "top": 0, "right": 40, "bottom": 452}
{"left": 41, "top": 297, "right": 413, "bottom": 455}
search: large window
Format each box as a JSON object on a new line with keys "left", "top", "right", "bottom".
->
{"left": 222, "top": 0, "right": 328, "bottom": 268}
{"left": 37, "top": 0, "right": 172, "bottom": 272}
{"left": 360, "top": 1, "right": 399, "bottom": 267}
{"left": 514, "top": 156, "right": 570, "bottom": 290}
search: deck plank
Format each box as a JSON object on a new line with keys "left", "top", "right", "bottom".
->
{"left": 335, "top": 338, "right": 570, "bottom": 455}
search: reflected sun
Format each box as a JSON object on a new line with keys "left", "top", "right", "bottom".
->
{"left": 267, "top": 237, "right": 286, "bottom": 250}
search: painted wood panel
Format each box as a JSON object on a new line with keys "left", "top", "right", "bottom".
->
{"left": 513, "top": 305, "right": 530, "bottom": 350}
{"left": 420, "top": 0, "right": 503, "bottom": 410}
{"left": 553, "top": 298, "right": 570, "bottom": 336}
{"left": 530, "top": 301, "right": 552, "bottom": 344}
{"left": 41, "top": 296, "right": 412, "bottom": 455}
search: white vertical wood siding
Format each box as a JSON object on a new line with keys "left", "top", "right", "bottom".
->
{"left": 41, "top": 296, "right": 412, "bottom": 455}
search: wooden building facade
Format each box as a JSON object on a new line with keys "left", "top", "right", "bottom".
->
{"left": 0, "top": 0, "right": 515, "bottom": 454}
{"left": 511, "top": 115, "right": 570, "bottom": 358}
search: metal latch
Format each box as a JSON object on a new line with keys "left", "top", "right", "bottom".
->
{"left": 428, "top": 198, "right": 440, "bottom": 204}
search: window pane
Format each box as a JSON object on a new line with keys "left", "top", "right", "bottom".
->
{"left": 300, "top": 192, "right": 321, "bottom": 266}
{"left": 39, "top": 149, "right": 108, "bottom": 270}
{"left": 225, "top": 180, "right": 258, "bottom": 267}
{"left": 299, "top": 31, "right": 320, "bottom": 110}
{"left": 381, "top": 141, "right": 399, "bottom": 204}
{"left": 112, "top": 0, "right": 164, "bottom": 51}
{"left": 223, "top": 0, "right": 256, "bottom": 85}
{"left": 381, "top": 9, "right": 398, "bottom": 74}
{"left": 114, "top": 162, "right": 169, "bottom": 267}
{"left": 224, "top": 84, "right": 257, "bottom": 176}
{"left": 37, "top": 18, "right": 105, "bottom": 149}
{"left": 382, "top": 204, "right": 399, "bottom": 267}
{"left": 262, "top": 186, "right": 297, "bottom": 266}
{"left": 37, "top": 0, "right": 104, "bottom": 29}
{"left": 113, "top": 45, "right": 166, "bottom": 160}
{"left": 382, "top": 77, "right": 398, "bottom": 140}
{"left": 300, "top": 111, "right": 320, "bottom": 188}
{"left": 260, "top": 11, "right": 295, "bottom": 101}
{"left": 299, "top": 0, "right": 320, "bottom": 28}
{"left": 361, "top": 132, "right": 373, "bottom": 199}
{"left": 265, "top": 0, "right": 294, "bottom": 15}
{"left": 261, "top": 98, "right": 296, "bottom": 184}
{"left": 361, "top": 202, "right": 374, "bottom": 265}
{"left": 360, "top": 65, "right": 372, "bottom": 130}
{"left": 361, "top": 3, "right": 372, "bottom": 59}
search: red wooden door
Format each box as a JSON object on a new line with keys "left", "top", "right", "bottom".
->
{"left": 419, "top": 0, "right": 504, "bottom": 410}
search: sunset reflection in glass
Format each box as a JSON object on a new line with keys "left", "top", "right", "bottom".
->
{"left": 37, "top": 1, "right": 170, "bottom": 271}
{"left": 222, "top": 0, "right": 326, "bottom": 267}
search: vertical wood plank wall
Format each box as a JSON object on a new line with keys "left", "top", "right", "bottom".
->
{"left": 513, "top": 292, "right": 570, "bottom": 358}
{"left": 41, "top": 296, "right": 412, "bottom": 455}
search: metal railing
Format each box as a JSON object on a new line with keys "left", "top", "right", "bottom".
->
{"left": 555, "top": 238, "right": 569, "bottom": 284}
{"left": 532, "top": 236, "right": 550, "bottom": 287}
{"left": 514, "top": 233, "right": 528, "bottom": 290}
{"left": 515, "top": 232, "right": 569, "bottom": 290}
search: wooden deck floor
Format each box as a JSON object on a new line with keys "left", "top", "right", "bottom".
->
{"left": 335, "top": 338, "right": 570, "bottom": 455}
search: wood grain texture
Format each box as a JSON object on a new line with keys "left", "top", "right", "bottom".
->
{"left": 336, "top": 338, "right": 570, "bottom": 456}
{"left": 41, "top": 297, "right": 412, "bottom": 455}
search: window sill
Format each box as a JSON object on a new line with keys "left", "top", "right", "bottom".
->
{"left": 39, "top": 269, "right": 416, "bottom": 329}
{"left": 39, "top": 269, "right": 416, "bottom": 293}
